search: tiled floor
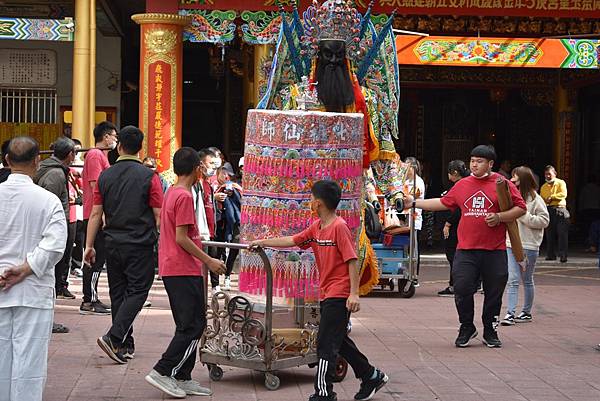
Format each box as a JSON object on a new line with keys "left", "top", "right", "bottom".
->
{"left": 45, "top": 264, "right": 600, "bottom": 401}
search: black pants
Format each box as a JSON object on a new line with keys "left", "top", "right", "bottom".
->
{"left": 444, "top": 243, "right": 456, "bottom": 287}
{"left": 55, "top": 221, "right": 76, "bottom": 292}
{"left": 452, "top": 250, "right": 508, "bottom": 329}
{"left": 154, "top": 276, "right": 206, "bottom": 380}
{"left": 546, "top": 206, "right": 569, "bottom": 260}
{"left": 71, "top": 220, "right": 85, "bottom": 270}
{"left": 82, "top": 219, "right": 106, "bottom": 303}
{"left": 315, "top": 298, "right": 373, "bottom": 398}
{"left": 225, "top": 226, "right": 240, "bottom": 277}
{"left": 206, "top": 246, "right": 220, "bottom": 288}
{"left": 105, "top": 243, "right": 155, "bottom": 343}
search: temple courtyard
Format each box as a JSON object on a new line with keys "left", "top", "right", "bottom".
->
{"left": 45, "top": 258, "right": 600, "bottom": 401}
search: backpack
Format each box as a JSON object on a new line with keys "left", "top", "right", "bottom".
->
{"left": 364, "top": 201, "right": 382, "bottom": 241}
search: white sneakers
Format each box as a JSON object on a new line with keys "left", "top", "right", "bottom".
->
{"left": 145, "top": 370, "right": 186, "bottom": 398}
{"left": 177, "top": 379, "right": 213, "bottom": 396}
{"left": 224, "top": 277, "right": 231, "bottom": 291}
{"left": 146, "top": 370, "right": 212, "bottom": 398}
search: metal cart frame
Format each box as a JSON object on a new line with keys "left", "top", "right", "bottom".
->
{"left": 373, "top": 165, "right": 419, "bottom": 297}
{"left": 199, "top": 241, "right": 347, "bottom": 390}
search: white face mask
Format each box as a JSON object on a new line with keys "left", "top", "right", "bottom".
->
{"left": 108, "top": 141, "right": 117, "bottom": 150}
{"left": 205, "top": 169, "right": 216, "bottom": 177}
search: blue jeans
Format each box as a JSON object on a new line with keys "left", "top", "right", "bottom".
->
{"left": 506, "top": 248, "right": 538, "bottom": 315}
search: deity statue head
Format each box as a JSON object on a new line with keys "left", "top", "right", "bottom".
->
{"left": 315, "top": 39, "right": 354, "bottom": 112}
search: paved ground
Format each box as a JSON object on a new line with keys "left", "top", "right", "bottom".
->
{"left": 45, "top": 261, "right": 600, "bottom": 401}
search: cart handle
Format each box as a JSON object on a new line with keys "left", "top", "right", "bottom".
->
{"left": 201, "top": 241, "right": 275, "bottom": 367}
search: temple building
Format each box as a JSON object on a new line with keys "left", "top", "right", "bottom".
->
{"left": 0, "top": 0, "right": 598, "bottom": 227}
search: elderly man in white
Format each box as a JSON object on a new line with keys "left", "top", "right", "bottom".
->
{"left": 0, "top": 136, "right": 67, "bottom": 401}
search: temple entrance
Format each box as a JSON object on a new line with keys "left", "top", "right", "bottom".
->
{"left": 399, "top": 85, "right": 554, "bottom": 197}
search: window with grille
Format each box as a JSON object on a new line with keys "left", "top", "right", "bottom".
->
{"left": 0, "top": 88, "right": 57, "bottom": 124}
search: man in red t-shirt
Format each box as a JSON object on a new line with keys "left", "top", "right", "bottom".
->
{"left": 251, "top": 181, "right": 388, "bottom": 401}
{"left": 145, "top": 147, "right": 225, "bottom": 398}
{"left": 405, "top": 145, "right": 526, "bottom": 348}
{"left": 80, "top": 121, "right": 118, "bottom": 315}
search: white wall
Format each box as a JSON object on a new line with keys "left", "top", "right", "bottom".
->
{"left": 0, "top": 30, "right": 122, "bottom": 125}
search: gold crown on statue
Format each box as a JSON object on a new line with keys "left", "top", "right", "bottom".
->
{"left": 302, "top": 0, "right": 365, "bottom": 60}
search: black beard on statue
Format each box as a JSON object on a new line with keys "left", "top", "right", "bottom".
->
{"left": 315, "top": 40, "right": 354, "bottom": 113}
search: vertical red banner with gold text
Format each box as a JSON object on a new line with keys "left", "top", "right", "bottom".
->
{"left": 147, "top": 61, "right": 172, "bottom": 171}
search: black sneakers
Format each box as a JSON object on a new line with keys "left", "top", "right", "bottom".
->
{"left": 437, "top": 287, "right": 454, "bottom": 297}
{"left": 97, "top": 334, "right": 128, "bottom": 364}
{"left": 123, "top": 337, "right": 135, "bottom": 359}
{"left": 483, "top": 329, "right": 502, "bottom": 348}
{"left": 354, "top": 369, "right": 388, "bottom": 401}
{"left": 455, "top": 324, "right": 478, "bottom": 347}
{"left": 80, "top": 301, "right": 110, "bottom": 315}
{"left": 501, "top": 313, "right": 515, "bottom": 326}
{"left": 57, "top": 288, "right": 76, "bottom": 299}
{"left": 514, "top": 312, "right": 532, "bottom": 323}
{"left": 308, "top": 392, "right": 338, "bottom": 401}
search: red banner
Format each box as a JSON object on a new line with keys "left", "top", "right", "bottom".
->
{"left": 179, "top": 0, "right": 600, "bottom": 18}
{"left": 147, "top": 61, "right": 172, "bottom": 172}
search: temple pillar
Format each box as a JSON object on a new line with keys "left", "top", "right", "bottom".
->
{"left": 88, "top": 0, "right": 96, "bottom": 136}
{"left": 132, "top": 13, "right": 190, "bottom": 173}
{"left": 554, "top": 85, "right": 576, "bottom": 183}
{"left": 71, "top": 0, "right": 91, "bottom": 148}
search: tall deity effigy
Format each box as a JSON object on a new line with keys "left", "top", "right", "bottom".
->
{"left": 240, "top": 0, "right": 408, "bottom": 298}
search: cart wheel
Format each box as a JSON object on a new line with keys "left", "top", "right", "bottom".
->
{"left": 264, "top": 373, "right": 280, "bottom": 390}
{"left": 209, "top": 365, "right": 223, "bottom": 381}
{"left": 332, "top": 357, "right": 348, "bottom": 382}
{"left": 398, "top": 279, "right": 416, "bottom": 298}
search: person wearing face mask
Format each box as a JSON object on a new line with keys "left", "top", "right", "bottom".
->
{"left": 403, "top": 145, "right": 526, "bottom": 348}
{"left": 80, "top": 121, "right": 118, "bottom": 315}
{"left": 540, "top": 165, "right": 569, "bottom": 263}
{"left": 191, "top": 148, "right": 222, "bottom": 293}
{"left": 500, "top": 166, "right": 549, "bottom": 326}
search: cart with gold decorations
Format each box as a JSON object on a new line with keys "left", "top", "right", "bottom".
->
{"left": 199, "top": 241, "right": 348, "bottom": 391}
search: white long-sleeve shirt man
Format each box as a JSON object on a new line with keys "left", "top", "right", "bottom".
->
{"left": 0, "top": 173, "right": 67, "bottom": 401}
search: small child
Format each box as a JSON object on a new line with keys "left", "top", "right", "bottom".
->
{"left": 145, "top": 147, "right": 226, "bottom": 398}
{"left": 251, "top": 180, "right": 388, "bottom": 401}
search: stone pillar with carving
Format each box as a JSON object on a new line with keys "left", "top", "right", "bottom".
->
{"left": 132, "top": 13, "right": 190, "bottom": 177}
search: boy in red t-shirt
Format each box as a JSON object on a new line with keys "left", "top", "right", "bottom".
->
{"left": 251, "top": 180, "right": 388, "bottom": 401}
{"left": 145, "top": 147, "right": 225, "bottom": 399}
{"left": 404, "top": 145, "right": 526, "bottom": 348}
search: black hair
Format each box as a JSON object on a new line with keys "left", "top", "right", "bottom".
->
{"left": 93, "top": 121, "right": 117, "bottom": 144}
{"left": 311, "top": 180, "right": 342, "bottom": 210}
{"left": 198, "top": 148, "right": 217, "bottom": 163}
{"left": 447, "top": 160, "right": 470, "bottom": 177}
{"left": 404, "top": 156, "right": 421, "bottom": 176}
{"left": 7, "top": 136, "right": 39, "bottom": 165}
{"left": 470, "top": 145, "right": 497, "bottom": 161}
{"left": 207, "top": 147, "right": 222, "bottom": 157}
{"left": 52, "top": 137, "right": 75, "bottom": 160}
{"left": 1, "top": 139, "right": 10, "bottom": 165}
{"left": 118, "top": 125, "right": 144, "bottom": 154}
{"left": 142, "top": 156, "right": 156, "bottom": 168}
{"left": 72, "top": 138, "right": 82, "bottom": 147}
{"left": 174, "top": 147, "right": 201, "bottom": 176}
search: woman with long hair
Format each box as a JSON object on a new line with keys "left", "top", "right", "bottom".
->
{"left": 438, "top": 160, "right": 470, "bottom": 297}
{"left": 501, "top": 166, "right": 549, "bottom": 325}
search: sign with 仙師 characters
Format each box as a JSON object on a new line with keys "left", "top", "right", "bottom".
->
{"left": 239, "top": 109, "right": 364, "bottom": 300}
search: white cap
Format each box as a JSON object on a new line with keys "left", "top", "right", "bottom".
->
{"left": 238, "top": 156, "right": 244, "bottom": 167}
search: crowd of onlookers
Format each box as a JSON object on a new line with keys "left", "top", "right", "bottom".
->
{"left": 0, "top": 124, "right": 246, "bottom": 399}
